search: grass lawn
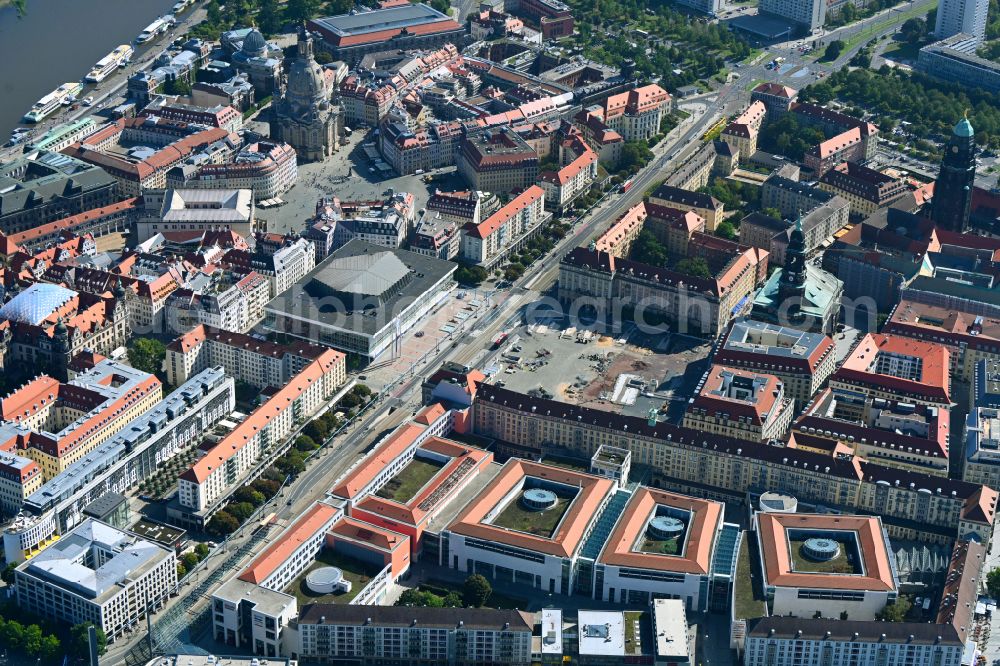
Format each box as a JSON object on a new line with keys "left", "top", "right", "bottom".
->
{"left": 541, "top": 454, "right": 590, "bottom": 472}
{"left": 744, "top": 78, "right": 765, "bottom": 92}
{"left": 641, "top": 536, "right": 682, "bottom": 555}
{"left": 492, "top": 495, "right": 572, "bottom": 537}
{"left": 734, "top": 535, "right": 767, "bottom": 620}
{"left": 375, "top": 458, "right": 444, "bottom": 503}
{"left": 833, "top": 0, "right": 938, "bottom": 56}
{"left": 882, "top": 39, "right": 923, "bottom": 61}
{"left": 286, "top": 549, "right": 383, "bottom": 606}
{"left": 790, "top": 539, "right": 859, "bottom": 574}
{"left": 625, "top": 611, "right": 648, "bottom": 655}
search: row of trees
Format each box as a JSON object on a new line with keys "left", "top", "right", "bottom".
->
{"left": 207, "top": 385, "right": 373, "bottom": 537}
{"left": 757, "top": 114, "right": 828, "bottom": 162}
{"left": 0, "top": 606, "right": 106, "bottom": 664}
{"left": 206, "top": 473, "right": 283, "bottom": 536}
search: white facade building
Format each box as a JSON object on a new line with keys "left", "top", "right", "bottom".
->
{"left": 935, "top": 0, "right": 989, "bottom": 43}
{"left": 14, "top": 519, "right": 177, "bottom": 643}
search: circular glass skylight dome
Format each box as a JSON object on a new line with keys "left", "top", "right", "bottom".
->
{"left": 802, "top": 537, "right": 841, "bottom": 562}
{"left": 522, "top": 488, "right": 558, "bottom": 511}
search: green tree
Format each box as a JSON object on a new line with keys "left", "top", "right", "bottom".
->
{"left": 1, "top": 619, "right": 24, "bottom": 651}
{"left": 455, "top": 264, "right": 488, "bottom": 285}
{"left": 823, "top": 40, "right": 845, "bottom": 62}
{"left": 987, "top": 567, "right": 1000, "bottom": 598}
{"left": 39, "top": 634, "right": 62, "bottom": 661}
{"left": 195, "top": 543, "right": 210, "bottom": 559}
{"left": 207, "top": 510, "right": 241, "bottom": 536}
{"left": 899, "top": 17, "right": 926, "bottom": 43}
{"left": 296, "top": 435, "right": 318, "bottom": 452}
{"left": 302, "top": 419, "right": 329, "bottom": 443}
{"left": 429, "top": 0, "right": 451, "bottom": 13}
{"left": 258, "top": 0, "right": 282, "bottom": 35}
{"left": 128, "top": 338, "right": 167, "bottom": 375}
{"left": 674, "top": 257, "right": 712, "bottom": 279}
{"left": 443, "top": 591, "right": 463, "bottom": 607}
{"left": 462, "top": 574, "right": 492, "bottom": 607}
{"left": 252, "top": 478, "right": 282, "bottom": 499}
{"left": 875, "top": 595, "right": 912, "bottom": 622}
{"left": 716, "top": 221, "right": 737, "bottom": 240}
{"left": 207, "top": 0, "right": 222, "bottom": 24}
{"left": 630, "top": 229, "right": 668, "bottom": 267}
{"left": 182, "top": 552, "right": 200, "bottom": 570}
{"left": 1, "top": 560, "right": 18, "bottom": 583}
{"left": 177, "top": 562, "right": 187, "bottom": 578}
{"left": 325, "top": 0, "right": 354, "bottom": 13}
{"left": 397, "top": 589, "right": 425, "bottom": 606}
{"left": 286, "top": 0, "right": 321, "bottom": 22}
{"left": 227, "top": 501, "right": 256, "bottom": 522}
{"left": 22, "top": 623, "right": 43, "bottom": 657}
{"left": 276, "top": 451, "right": 306, "bottom": 476}
{"left": 235, "top": 486, "right": 267, "bottom": 506}
{"left": 70, "top": 622, "right": 107, "bottom": 657}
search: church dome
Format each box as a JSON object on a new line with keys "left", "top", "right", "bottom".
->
{"left": 954, "top": 116, "right": 975, "bottom": 138}
{"left": 242, "top": 28, "right": 267, "bottom": 57}
{"left": 286, "top": 58, "right": 326, "bottom": 103}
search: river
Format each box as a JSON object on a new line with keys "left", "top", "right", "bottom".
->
{"left": 0, "top": 0, "right": 178, "bottom": 140}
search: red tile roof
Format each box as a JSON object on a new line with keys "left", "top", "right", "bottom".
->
{"left": 237, "top": 502, "right": 341, "bottom": 584}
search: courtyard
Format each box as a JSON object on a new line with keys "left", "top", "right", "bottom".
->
{"left": 286, "top": 549, "right": 383, "bottom": 606}
{"left": 375, "top": 457, "right": 445, "bottom": 504}
{"left": 491, "top": 493, "right": 573, "bottom": 538}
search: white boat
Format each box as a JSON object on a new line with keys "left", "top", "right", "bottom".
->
{"left": 23, "top": 82, "right": 83, "bottom": 122}
{"left": 85, "top": 44, "right": 134, "bottom": 83}
{"left": 136, "top": 17, "right": 168, "bottom": 43}
{"left": 172, "top": 0, "right": 192, "bottom": 12}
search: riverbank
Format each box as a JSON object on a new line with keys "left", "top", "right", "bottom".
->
{"left": 0, "top": 0, "right": 177, "bottom": 140}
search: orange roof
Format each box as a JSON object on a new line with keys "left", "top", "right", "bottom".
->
{"left": 237, "top": 502, "right": 341, "bottom": 584}
{"left": 330, "top": 516, "right": 409, "bottom": 553}
{"left": 1, "top": 376, "right": 61, "bottom": 422}
{"left": 353, "top": 437, "right": 492, "bottom": 527}
{"left": 757, "top": 512, "right": 896, "bottom": 592}
{"left": 448, "top": 459, "right": 614, "bottom": 558}
{"left": 833, "top": 333, "right": 950, "bottom": 404}
{"left": 599, "top": 487, "right": 721, "bottom": 574}
{"left": 689, "top": 365, "right": 785, "bottom": 426}
{"left": 594, "top": 201, "right": 646, "bottom": 254}
{"left": 181, "top": 350, "right": 343, "bottom": 484}
{"left": 7, "top": 198, "right": 139, "bottom": 247}
{"left": 331, "top": 423, "right": 426, "bottom": 500}
{"left": 465, "top": 185, "right": 544, "bottom": 241}
{"left": 414, "top": 403, "right": 446, "bottom": 425}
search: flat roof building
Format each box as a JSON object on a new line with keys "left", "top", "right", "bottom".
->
{"left": 714, "top": 319, "right": 836, "bottom": 409}
{"left": 263, "top": 239, "right": 456, "bottom": 361}
{"left": 14, "top": 519, "right": 176, "bottom": 643}
{"left": 754, "top": 512, "right": 898, "bottom": 621}
{"left": 443, "top": 459, "right": 615, "bottom": 596}
{"left": 308, "top": 4, "right": 465, "bottom": 64}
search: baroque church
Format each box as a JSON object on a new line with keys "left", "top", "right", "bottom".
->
{"left": 270, "top": 25, "right": 342, "bottom": 162}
